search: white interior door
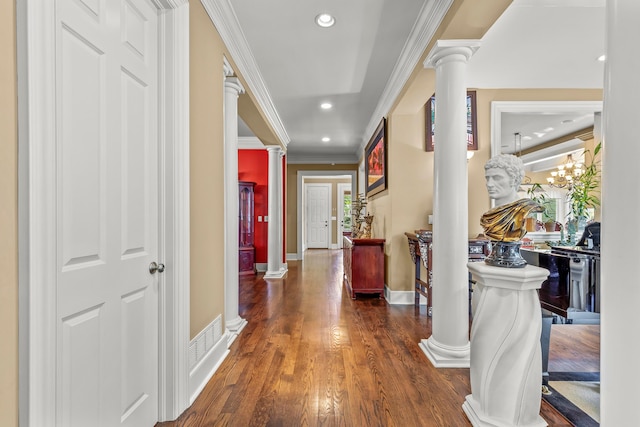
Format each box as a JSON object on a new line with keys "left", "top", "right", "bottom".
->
{"left": 305, "top": 183, "right": 331, "bottom": 249}
{"left": 55, "top": 0, "right": 159, "bottom": 425}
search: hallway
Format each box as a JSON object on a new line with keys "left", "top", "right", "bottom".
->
{"left": 159, "top": 249, "right": 572, "bottom": 426}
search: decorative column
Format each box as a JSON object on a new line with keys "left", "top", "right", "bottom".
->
{"left": 601, "top": 1, "right": 640, "bottom": 424}
{"left": 223, "top": 72, "right": 247, "bottom": 344}
{"left": 264, "top": 146, "right": 286, "bottom": 278}
{"left": 463, "top": 263, "right": 548, "bottom": 427}
{"left": 420, "top": 40, "right": 480, "bottom": 367}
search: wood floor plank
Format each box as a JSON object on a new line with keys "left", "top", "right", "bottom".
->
{"left": 158, "top": 249, "right": 594, "bottom": 427}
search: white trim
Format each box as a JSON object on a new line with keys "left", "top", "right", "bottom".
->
{"left": 187, "top": 316, "right": 234, "bottom": 396}
{"left": 157, "top": 2, "right": 191, "bottom": 421}
{"left": 286, "top": 253, "right": 300, "bottom": 261}
{"left": 490, "top": 100, "right": 603, "bottom": 158}
{"left": 384, "top": 287, "right": 426, "bottom": 305}
{"left": 255, "top": 263, "right": 267, "bottom": 272}
{"left": 358, "top": 0, "right": 454, "bottom": 160}
{"left": 200, "top": 0, "right": 290, "bottom": 148}
{"left": 18, "top": 2, "right": 190, "bottom": 424}
{"left": 297, "top": 171, "right": 357, "bottom": 259}
{"left": 18, "top": 1, "right": 57, "bottom": 424}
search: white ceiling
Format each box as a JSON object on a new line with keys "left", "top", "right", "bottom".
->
{"left": 231, "top": 0, "right": 605, "bottom": 164}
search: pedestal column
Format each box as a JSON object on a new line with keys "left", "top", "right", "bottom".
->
{"left": 463, "top": 262, "right": 549, "bottom": 427}
{"left": 420, "top": 40, "right": 480, "bottom": 367}
{"left": 265, "top": 146, "right": 286, "bottom": 279}
{"left": 600, "top": 1, "right": 640, "bottom": 424}
{"left": 223, "top": 75, "right": 247, "bottom": 344}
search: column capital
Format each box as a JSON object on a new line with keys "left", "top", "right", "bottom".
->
{"left": 224, "top": 76, "right": 245, "bottom": 95}
{"left": 223, "top": 56, "right": 234, "bottom": 77}
{"left": 424, "top": 39, "right": 481, "bottom": 69}
{"left": 266, "top": 146, "right": 282, "bottom": 154}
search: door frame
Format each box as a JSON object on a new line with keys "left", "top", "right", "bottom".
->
{"left": 296, "top": 170, "right": 356, "bottom": 259}
{"left": 304, "top": 182, "right": 332, "bottom": 250}
{"left": 336, "top": 183, "right": 352, "bottom": 249}
{"left": 17, "top": 1, "right": 191, "bottom": 424}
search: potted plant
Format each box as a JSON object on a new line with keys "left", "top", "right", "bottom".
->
{"left": 566, "top": 142, "right": 601, "bottom": 242}
{"left": 526, "top": 183, "right": 556, "bottom": 231}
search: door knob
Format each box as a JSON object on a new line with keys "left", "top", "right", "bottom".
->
{"left": 149, "top": 262, "right": 165, "bottom": 274}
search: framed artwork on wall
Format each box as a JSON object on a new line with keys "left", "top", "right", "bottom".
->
{"left": 425, "top": 90, "right": 478, "bottom": 152}
{"left": 365, "top": 118, "right": 387, "bottom": 197}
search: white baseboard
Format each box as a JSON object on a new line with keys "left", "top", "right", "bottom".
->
{"left": 188, "top": 316, "right": 230, "bottom": 404}
{"left": 286, "top": 253, "right": 299, "bottom": 261}
{"left": 255, "top": 263, "right": 267, "bottom": 272}
{"left": 384, "top": 286, "right": 426, "bottom": 305}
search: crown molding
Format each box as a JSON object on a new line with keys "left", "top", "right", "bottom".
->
{"left": 357, "top": 0, "right": 454, "bottom": 160}
{"left": 200, "top": 0, "right": 290, "bottom": 148}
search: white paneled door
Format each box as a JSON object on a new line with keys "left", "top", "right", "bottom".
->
{"left": 55, "top": 0, "right": 159, "bottom": 425}
{"left": 305, "top": 183, "right": 331, "bottom": 249}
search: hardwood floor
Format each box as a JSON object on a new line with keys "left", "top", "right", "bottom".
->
{"left": 159, "top": 249, "right": 596, "bottom": 427}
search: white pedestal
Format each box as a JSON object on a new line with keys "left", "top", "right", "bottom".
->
{"left": 463, "top": 262, "right": 549, "bottom": 427}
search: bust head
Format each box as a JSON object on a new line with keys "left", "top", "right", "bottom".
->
{"left": 484, "top": 154, "right": 524, "bottom": 207}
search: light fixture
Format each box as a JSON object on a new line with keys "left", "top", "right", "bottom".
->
{"left": 546, "top": 154, "right": 583, "bottom": 188}
{"left": 315, "top": 13, "right": 335, "bottom": 28}
{"left": 466, "top": 151, "right": 474, "bottom": 160}
{"left": 320, "top": 102, "right": 332, "bottom": 110}
{"left": 322, "top": 137, "right": 330, "bottom": 142}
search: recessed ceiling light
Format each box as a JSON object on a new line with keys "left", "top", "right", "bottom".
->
{"left": 597, "top": 54, "right": 606, "bottom": 62}
{"left": 543, "top": 127, "right": 555, "bottom": 132}
{"left": 322, "top": 137, "right": 331, "bottom": 142}
{"left": 315, "top": 13, "right": 335, "bottom": 28}
{"left": 320, "top": 102, "right": 332, "bottom": 110}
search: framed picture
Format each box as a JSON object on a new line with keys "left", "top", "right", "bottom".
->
{"left": 365, "top": 118, "right": 387, "bottom": 197}
{"left": 425, "top": 90, "right": 478, "bottom": 152}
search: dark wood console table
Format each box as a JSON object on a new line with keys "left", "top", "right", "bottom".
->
{"left": 343, "top": 236, "right": 385, "bottom": 299}
{"left": 405, "top": 230, "right": 490, "bottom": 315}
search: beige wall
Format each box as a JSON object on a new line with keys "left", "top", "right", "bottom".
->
{"left": 189, "top": 2, "right": 227, "bottom": 338}
{"left": 1, "top": 0, "right": 18, "bottom": 425}
{"left": 286, "top": 164, "right": 358, "bottom": 254}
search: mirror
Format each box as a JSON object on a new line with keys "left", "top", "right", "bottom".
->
{"left": 491, "top": 100, "right": 602, "bottom": 173}
{"left": 490, "top": 100, "right": 603, "bottom": 232}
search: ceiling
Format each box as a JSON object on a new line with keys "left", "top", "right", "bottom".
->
{"left": 231, "top": 0, "right": 605, "bottom": 164}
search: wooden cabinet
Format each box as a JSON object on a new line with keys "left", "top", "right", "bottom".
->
{"left": 239, "top": 181, "right": 256, "bottom": 276}
{"left": 343, "top": 236, "right": 385, "bottom": 299}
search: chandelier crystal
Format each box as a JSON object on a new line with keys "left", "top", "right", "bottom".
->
{"left": 546, "top": 154, "right": 583, "bottom": 188}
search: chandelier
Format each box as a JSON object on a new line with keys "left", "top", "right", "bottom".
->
{"left": 546, "top": 154, "right": 583, "bottom": 188}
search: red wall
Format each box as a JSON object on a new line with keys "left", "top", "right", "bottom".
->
{"left": 238, "top": 150, "right": 269, "bottom": 263}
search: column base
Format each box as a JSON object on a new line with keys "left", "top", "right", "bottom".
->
{"left": 419, "top": 336, "right": 470, "bottom": 368}
{"left": 225, "top": 316, "right": 247, "bottom": 348}
{"left": 463, "top": 395, "right": 547, "bottom": 427}
{"left": 264, "top": 267, "right": 288, "bottom": 279}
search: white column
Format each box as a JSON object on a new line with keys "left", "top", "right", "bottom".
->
{"left": 601, "top": 1, "right": 640, "bottom": 424}
{"left": 223, "top": 75, "right": 247, "bottom": 343}
{"left": 463, "top": 263, "right": 548, "bottom": 427}
{"left": 265, "top": 146, "right": 286, "bottom": 278}
{"left": 419, "top": 40, "right": 480, "bottom": 368}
